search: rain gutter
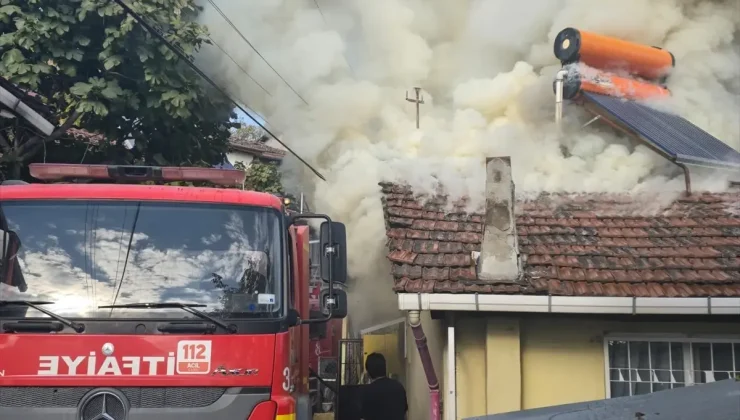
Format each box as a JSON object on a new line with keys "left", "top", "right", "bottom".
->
{"left": 398, "top": 294, "right": 740, "bottom": 315}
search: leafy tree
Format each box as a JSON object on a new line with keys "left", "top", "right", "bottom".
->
{"left": 233, "top": 159, "right": 284, "bottom": 194}
{"left": 0, "top": 0, "right": 235, "bottom": 180}
{"left": 231, "top": 124, "right": 270, "bottom": 144}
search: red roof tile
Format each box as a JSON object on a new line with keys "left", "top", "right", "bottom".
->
{"left": 380, "top": 182, "right": 740, "bottom": 297}
{"left": 228, "top": 135, "right": 286, "bottom": 161}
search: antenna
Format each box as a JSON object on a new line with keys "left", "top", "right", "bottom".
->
{"left": 405, "top": 87, "right": 425, "bottom": 129}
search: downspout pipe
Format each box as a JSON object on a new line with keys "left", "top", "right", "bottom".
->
{"left": 554, "top": 69, "right": 569, "bottom": 128}
{"left": 408, "top": 310, "right": 440, "bottom": 420}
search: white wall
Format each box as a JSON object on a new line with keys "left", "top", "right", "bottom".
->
{"left": 226, "top": 151, "right": 253, "bottom": 167}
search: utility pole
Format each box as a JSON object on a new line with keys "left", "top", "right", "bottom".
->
{"left": 405, "top": 87, "right": 425, "bottom": 129}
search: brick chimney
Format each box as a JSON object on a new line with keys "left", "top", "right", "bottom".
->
{"left": 477, "top": 157, "right": 520, "bottom": 282}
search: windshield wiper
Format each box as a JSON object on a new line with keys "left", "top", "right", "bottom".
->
{"left": 0, "top": 300, "right": 85, "bottom": 333}
{"left": 98, "top": 302, "right": 236, "bottom": 333}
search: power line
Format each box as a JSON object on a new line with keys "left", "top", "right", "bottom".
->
{"left": 312, "top": 0, "right": 357, "bottom": 77}
{"left": 110, "top": 0, "right": 326, "bottom": 181}
{"left": 207, "top": 35, "right": 272, "bottom": 98}
{"left": 205, "top": 0, "right": 310, "bottom": 106}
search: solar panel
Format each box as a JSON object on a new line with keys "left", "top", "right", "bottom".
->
{"left": 582, "top": 92, "right": 740, "bottom": 171}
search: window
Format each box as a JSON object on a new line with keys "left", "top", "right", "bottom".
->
{"left": 606, "top": 337, "right": 740, "bottom": 398}
{"left": 0, "top": 200, "right": 284, "bottom": 319}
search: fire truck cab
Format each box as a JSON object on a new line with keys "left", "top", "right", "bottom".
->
{"left": 0, "top": 163, "right": 348, "bottom": 420}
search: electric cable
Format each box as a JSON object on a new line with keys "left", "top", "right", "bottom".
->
{"left": 207, "top": 35, "right": 272, "bottom": 98}
{"left": 110, "top": 0, "right": 326, "bottom": 181}
{"left": 205, "top": 0, "right": 310, "bottom": 106}
{"left": 312, "top": 0, "right": 356, "bottom": 76}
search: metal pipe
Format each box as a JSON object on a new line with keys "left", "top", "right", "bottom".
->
{"left": 408, "top": 310, "right": 441, "bottom": 420}
{"left": 446, "top": 314, "right": 456, "bottom": 420}
{"left": 677, "top": 163, "right": 692, "bottom": 195}
{"left": 300, "top": 193, "right": 304, "bottom": 213}
{"left": 555, "top": 69, "right": 569, "bottom": 128}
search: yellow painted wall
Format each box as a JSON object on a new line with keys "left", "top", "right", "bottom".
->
{"left": 362, "top": 332, "right": 403, "bottom": 379}
{"left": 485, "top": 318, "right": 521, "bottom": 413}
{"left": 520, "top": 317, "right": 606, "bottom": 409}
{"left": 452, "top": 315, "right": 740, "bottom": 418}
{"left": 455, "top": 317, "right": 522, "bottom": 419}
{"left": 455, "top": 319, "right": 487, "bottom": 419}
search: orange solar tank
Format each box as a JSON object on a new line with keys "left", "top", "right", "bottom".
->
{"left": 560, "top": 71, "right": 671, "bottom": 101}
{"left": 554, "top": 27, "right": 675, "bottom": 81}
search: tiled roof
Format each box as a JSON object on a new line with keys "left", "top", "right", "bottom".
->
{"left": 228, "top": 136, "right": 286, "bottom": 161}
{"left": 66, "top": 127, "right": 107, "bottom": 145}
{"left": 380, "top": 182, "right": 740, "bottom": 297}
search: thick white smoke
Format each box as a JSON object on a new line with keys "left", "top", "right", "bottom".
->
{"left": 194, "top": 0, "right": 740, "bottom": 316}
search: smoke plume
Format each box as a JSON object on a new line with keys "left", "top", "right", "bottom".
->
{"left": 195, "top": 0, "right": 740, "bottom": 321}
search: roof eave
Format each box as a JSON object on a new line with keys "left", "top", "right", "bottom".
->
{"left": 0, "top": 84, "right": 54, "bottom": 135}
{"left": 398, "top": 293, "right": 740, "bottom": 315}
{"left": 228, "top": 143, "right": 286, "bottom": 160}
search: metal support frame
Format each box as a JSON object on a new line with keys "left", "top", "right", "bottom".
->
{"left": 676, "top": 163, "right": 692, "bottom": 195}
{"left": 554, "top": 69, "right": 569, "bottom": 128}
{"left": 446, "top": 313, "right": 457, "bottom": 420}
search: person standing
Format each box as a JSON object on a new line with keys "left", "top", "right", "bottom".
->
{"left": 360, "top": 352, "right": 408, "bottom": 420}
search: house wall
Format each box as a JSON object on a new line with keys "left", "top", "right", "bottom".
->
{"left": 450, "top": 314, "right": 740, "bottom": 419}
{"left": 226, "top": 151, "right": 254, "bottom": 167}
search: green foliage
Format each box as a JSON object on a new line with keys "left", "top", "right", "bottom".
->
{"left": 231, "top": 125, "right": 269, "bottom": 144}
{"left": 229, "top": 125, "right": 284, "bottom": 194}
{"left": 0, "top": 0, "right": 236, "bottom": 179}
{"left": 236, "top": 160, "right": 283, "bottom": 194}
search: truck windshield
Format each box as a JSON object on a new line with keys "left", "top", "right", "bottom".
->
{"left": 0, "top": 200, "right": 283, "bottom": 319}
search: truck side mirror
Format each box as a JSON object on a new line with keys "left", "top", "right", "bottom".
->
{"left": 1, "top": 229, "right": 20, "bottom": 262}
{"left": 0, "top": 229, "right": 26, "bottom": 292}
{"left": 320, "top": 221, "right": 347, "bottom": 284}
{"left": 286, "top": 308, "right": 300, "bottom": 327}
{"left": 320, "top": 289, "right": 347, "bottom": 319}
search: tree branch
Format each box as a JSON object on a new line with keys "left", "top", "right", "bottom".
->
{"left": 17, "top": 110, "right": 83, "bottom": 160}
{"left": 0, "top": 130, "right": 11, "bottom": 154}
{"left": 17, "top": 142, "right": 43, "bottom": 162}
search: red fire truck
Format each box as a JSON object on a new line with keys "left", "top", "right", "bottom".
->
{"left": 279, "top": 194, "right": 344, "bottom": 413}
{"left": 0, "top": 163, "right": 348, "bottom": 420}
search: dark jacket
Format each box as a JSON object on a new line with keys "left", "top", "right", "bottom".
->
{"left": 360, "top": 377, "right": 408, "bottom": 420}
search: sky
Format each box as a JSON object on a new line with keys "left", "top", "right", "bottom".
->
{"left": 232, "top": 107, "right": 264, "bottom": 127}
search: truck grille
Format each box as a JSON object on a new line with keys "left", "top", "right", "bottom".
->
{"left": 80, "top": 391, "right": 127, "bottom": 420}
{"left": 0, "top": 387, "right": 227, "bottom": 408}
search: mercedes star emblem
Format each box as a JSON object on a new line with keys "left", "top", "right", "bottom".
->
{"left": 101, "top": 343, "right": 115, "bottom": 356}
{"left": 79, "top": 389, "right": 128, "bottom": 420}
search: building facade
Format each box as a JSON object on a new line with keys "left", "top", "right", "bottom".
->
{"left": 380, "top": 159, "right": 740, "bottom": 420}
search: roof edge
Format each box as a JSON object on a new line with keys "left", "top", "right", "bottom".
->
{"left": 229, "top": 142, "right": 286, "bottom": 160}
{"left": 398, "top": 293, "right": 740, "bottom": 315}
